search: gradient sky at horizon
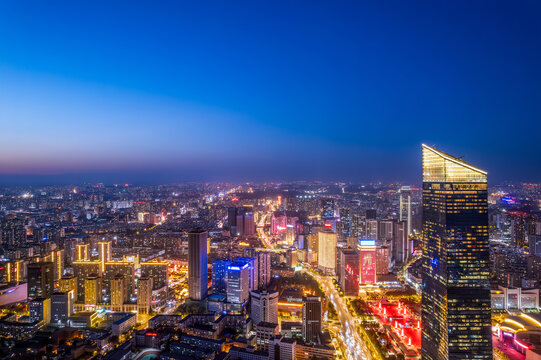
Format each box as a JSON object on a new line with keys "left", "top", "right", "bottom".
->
{"left": 0, "top": 0, "right": 540, "bottom": 185}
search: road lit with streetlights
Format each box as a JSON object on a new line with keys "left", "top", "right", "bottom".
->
{"left": 304, "top": 269, "right": 372, "bottom": 360}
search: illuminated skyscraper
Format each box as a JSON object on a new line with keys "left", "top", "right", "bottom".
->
{"left": 393, "top": 220, "right": 409, "bottom": 266}
{"left": 84, "top": 274, "right": 101, "bottom": 306}
{"left": 188, "top": 228, "right": 208, "bottom": 300}
{"left": 141, "top": 261, "right": 169, "bottom": 290}
{"left": 365, "top": 219, "right": 378, "bottom": 240}
{"left": 339, "top": 208, "right": 352, "bottom": 240}
{"left": 212, "top": 259, "right": 231, "bottom": 293}
{"left": 103, "top": 261, "right": 135, "bottom": 298}
{"left": 257, "top": 252, "right": 272, "bottom": 289}
{"left": 358, "top": 240, "right": 376, "bottom": 284}
{"left": 399, "top": 186, "right": 412, "bottom": 236}
{"left": 29, "top": 297, "right": 50, "bottom": 325}
{"left": 226, "top": 262, "right": 249, "bottom": 304}
{"left": 238, "top": 256, "right": 258, "bottom": 291}
{"left": 110, "top": 274, "right": 127, "bottom": 310}
{"left": 27, "top": 262, "right": 54, "bottom": 299}
{"left": 250, "top": 289, "right": 278, "bottom": 325}
{"left": 75, "top": 243, "right": 89, "bottom": 261}
{"left": 321, "top": 198, "right": 334, "bottom": 219}
{"left": 98, "top": 241, "right": 112, "bottom": 273}
{"left": 338, "top": 247, "right": 359, "bottom": 296}
{"left": 52, "top": 249, "right": 64, "bottom": 281}
{"left": 72, "top": 261, "right": 101, "bottom": 302}
{"left": 421, "top": 144, "right": 492, "bottom": 360}
{"left": 51, "top": 291, "right": 74, "bottom": 326}
{"left": 60, "top": 275, "right": 78, "bottom": 301}
{"left": 317, "top": 230, "right": 337, "bottom": 275}
{"left": 302, "top": 296, "right": 322, "bottom": 343}
{"left": 137, "top": 277, "right": 153, "bottom": 314}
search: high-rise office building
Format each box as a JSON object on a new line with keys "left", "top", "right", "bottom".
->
{"left": 228, "top": 207, "right": 239, "bottom": 234}
{"left": 236, "top": 212, "right": 256, "bottom": 237}
{"left": 317, "top": 230, "right": 337, "bottom": 275}
{"left": 137, "top": 277, "right": 153, "bottom": 314}
{"left": 339, "top": 208, "right": 352, "bottom": 240}
{"left": 358, "top": 239, "right": 377, "bottom": 284}
{"left": 52, "top": 249, "right": 64, "bottom": 281}
{"left": 399, "top": 186, "right": 412, "bottom": 236}
{"left": 226, "top": 262, "right": 249, "bottom": 304}
{"left": 188, "top": 229, "right": 208, "bottom": 300}
{"left": 72, "top": 261, "right": 101, "bottom": 302}
{"left": 365, "top": 219, "right": 379, "bottom": 240}
{"left": 251, "top": 289, "right": 279, "bottom": 325}
{"left": 29, "top": 297, "right": 50, "bottom": 326}
{"left": 229, "top": 206, "right": 255, "bottom": 237}
{"left": 375, "top": 245, "right": 390, "bottom": 276}
{"left": 339, "top": 248, "right": 359, "bottom": 296}
{"left": 27, "top": 262, "right": 55, "bottom": 299}
{"left": 84, "top": 274, "right": 101, "bottom": 305}
{"left": 60, "top": 275, "right": 78, "bottom": 301}
{"left": 4, "top": 259, "right": 25, "bottom": 283}
{"left": 75, "top": 243, "right": 89, "bottom": 261}
{"left": 212, "top": 259, "right": 231, "bottom": 293}
{"left": 269, "top": 336, "right": 296, "bottom": 360}
{"left": 510, "top": 214, "right": 527, "bottom": 248}
{"left": 350, "top": 213, "right": 365, "bottom": 238}
{"left": 256, "top": 322, "right": 280, "bottom": 352}
{"left": 321, "top": 199, "right": 334, "bottom": 219}
{"left": 141, "top": 261, "right": 169, "bottom": 290}
{"left": 238, "top": 256, "right": 258, "bottom": 291}
{"left": 103, "top": 261, "right": 135, "bottom": 299}
{"left": 98, "top": 241, "right": 112, "bottom": 273}
{"left": 110, "top": 274, "right": 127, "bottom": 309}
{"left": 421, "top": 144, "right": 492, "bottom": 360}
{"left": 51, "top": 291, "right": 74, "bottom": 326}
{"left": 257, "top": 252, "right": 272, "bottom": 289}
{"left": 0, "top": 216, "right": 26, "bottom": 246}
{"left": 378, "top": 220, "right": 394, "bottom": 243}
{"left": 393, "top": 220, "right": 409, "bottom": 267}
{"left": 302, "top": 296, "right": 322, "bottom": 343}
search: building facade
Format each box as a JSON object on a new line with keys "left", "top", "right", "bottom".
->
{"left": 420, "top": 144, "right": 492, "bottom": 360}
{"left": 188, "top": 229, "right": 208, "bottom": 301}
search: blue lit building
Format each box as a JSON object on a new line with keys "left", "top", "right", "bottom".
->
{"left": 212, "top": 260, "right": 231, "bottom": 294}
{"left": 237, "top": 257, "right": 258, "bottom": 291}
{"left": 226, "top": 262, "right": 249, "bottom": 304}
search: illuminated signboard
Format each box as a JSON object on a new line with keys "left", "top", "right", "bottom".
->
{"left": 359, "top": 248, "right": 376, "bottom": 284}
{"left": 359, "top": 239, "right": 376, "bottom": 247}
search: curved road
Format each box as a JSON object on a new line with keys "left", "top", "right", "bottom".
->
{"left": 305, "top": 269, "right": 372, "bottom": 360}
{"left": 258, "top": 210, "right": 371, "bottom": 359}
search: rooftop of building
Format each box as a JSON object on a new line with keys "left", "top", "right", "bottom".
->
{"left": 422, "top": 144, "right": 487, "bottom": 183}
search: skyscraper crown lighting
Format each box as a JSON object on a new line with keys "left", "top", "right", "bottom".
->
{"left": 422, "top": 144, "right": 487, "bottom": 183}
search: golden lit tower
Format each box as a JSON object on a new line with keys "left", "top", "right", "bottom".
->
{"left": 421, "top": 144, "right": 492, "bottom": 360}
{"left": 84, "top": 274, "right": 101, "bottom": 306}
{"left": 110, "top": 274, "right": 127, "bottom": 310}
{"left": 137, "top": 277, "right": 153, "bottom": 314}
{"left": 75, "top": 243, "right": 89, "bottom": 261}
{"left": 98, "top": 241, "right": 112, "bottom": 273}
{"left": 316, "top": 229, "right": 337, "bottom": 275}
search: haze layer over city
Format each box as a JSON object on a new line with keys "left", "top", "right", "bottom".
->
{"left": 0, "top": 1, "right": 540, "bottom": 360}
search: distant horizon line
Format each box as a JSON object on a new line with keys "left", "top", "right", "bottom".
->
{"left": 0, "top": 174, "right": 530, "bottom": 188}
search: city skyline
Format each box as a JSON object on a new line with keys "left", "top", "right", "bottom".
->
{"left": 1, "top": 2, "right": 540, "bottom": 359}
{"left": 1, "top": 1, "right": 540, "bottom": 184}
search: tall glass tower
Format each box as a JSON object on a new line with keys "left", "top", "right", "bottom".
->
{"left": 421, "top": 144, "right": 492, "bottom": 360}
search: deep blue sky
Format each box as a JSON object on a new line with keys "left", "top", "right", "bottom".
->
{"left": 0, "top": 1, "right": 539, "bottom": 185}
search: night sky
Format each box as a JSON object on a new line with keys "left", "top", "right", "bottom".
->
{"left": 0, "top": 1, "right": 539, "bottom": 185}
